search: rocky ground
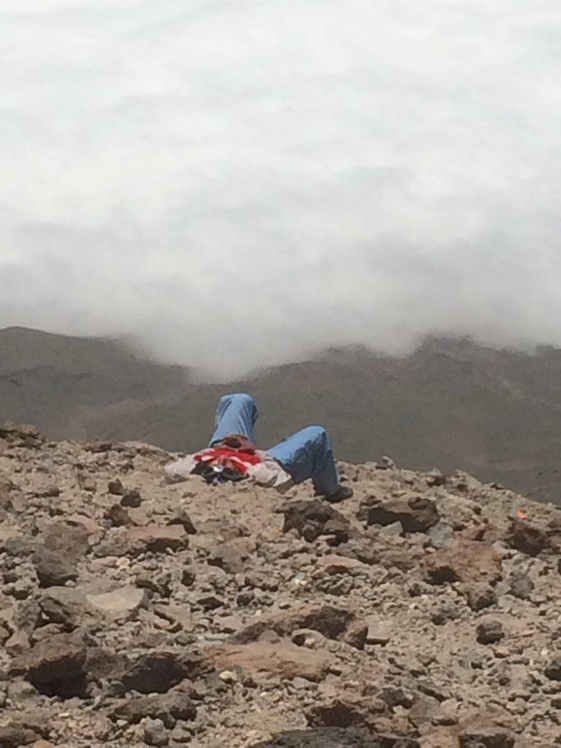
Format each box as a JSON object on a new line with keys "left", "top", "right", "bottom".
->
{"left": 1, "top": 424, "right": 561, "bottom": 747}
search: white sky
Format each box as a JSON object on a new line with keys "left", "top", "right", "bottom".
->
{"left": 1, "top": 0, "right": 561, "bottom": 377}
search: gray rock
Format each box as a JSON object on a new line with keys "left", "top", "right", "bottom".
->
{"left": 86, "top": 585, "right": 146, "bottom": 617}
{"left": 509, "top": 573, "right": 534, "bottom": 600}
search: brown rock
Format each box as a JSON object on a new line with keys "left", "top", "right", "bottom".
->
{"left": 38, "top": 588, "right": 87, "bottom": 630}
{"left": 343, "top": 619, "right": 368, "bottom": 650}
{"left": 419, "top": 727, "right": 458, "bottom": 747}
{"left": 0, "top": 724, "right": 41, "bottom": 747}
{"left": 208, "top": 543, "right": 246, "bottom": 574}
{"left": 0, "top": 422, "right": 44, "bottom": 445}
{"left": 408, "top": 694, "right": 439, "bottom": 728}
{"left": 505, "top": 517, "right": 551, "bottom": 556}
{"left": 66, "top": 513, "right": 103, "bottom": 542}
{"left": 459, "top": 722, "right": 515, "bottom": 747}
{"left": 110, "top": 691, "right": 197, "bottom": 724}
{"left": 167, "top": 509, "right": 197, "bottom": 534}
{"left": 11, "top": 631, "right": 88, "bottom": 697}
{"left": 314, "top": 555, "right": 366, "bottom": 575}
{"left": 5, "top": 629, "right": 31, "bottom": 655}
{"left": 0, "top": 476, "right": 13, "bottom": 511}
{"left": 231, "top": 604, "right": 358, "bottom": 644}
{"left": 463, "top": 583, "right": 498, "bottom": 611}
{"left": 424, "top": 540, "right": 502, "bottom": 585}
{"left": 0, "top": 523, "right": 23, "bottom": 551}
{"left": 108, "top": 479, "right": 126, "bottom": 495}
{"left": 359, "top": 495, "right": 440, "bottom": 533}
{"left": 32, "top": 548, "right": 78, "bottom": 588}
{"left": 476, "top": 619, "right": 504, "bottom": 645}
{"left": 120, "top": 650, "right": 204, "bottom": 693}
{"left": 280, "top": 500, "right": 351, "bottom": 543}
{"left": 125, "top": 524, "right": 190, "bottom": 554}
{"left": 98, "top": 524, "right": 190, "bottom": 557}
{"left": 306, "top": 699, "right": 370, "bottom": 728}
{"left": 104, "top": 503, "right": 133, "bottom": 527}
{"left": 544, "top": 654, "right": 561, "bottom": 680}
{"left": 41, "top": 522, "right": 90, "bottom": 563}
{"left": 120, "top": 488, "right": 142, "bottom": 507}
{"left": 365, "top": 618, "right": 392, "bottom": 645}
{"left": 205, "top": 641, "right": 333, "bottom": 682}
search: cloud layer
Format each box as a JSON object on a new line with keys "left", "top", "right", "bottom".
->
{"left": 2, "top": 0, "right": 561, "bottom": 377}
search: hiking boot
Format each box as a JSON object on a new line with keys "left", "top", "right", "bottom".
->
{"left": 324, "top": 484, "right": 354, "bottom": 504}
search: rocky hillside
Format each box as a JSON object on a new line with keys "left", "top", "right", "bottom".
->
{"left": 0, "top": 424, "right": 561, "bottom": 746}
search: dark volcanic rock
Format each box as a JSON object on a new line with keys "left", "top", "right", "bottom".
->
{"left": 121, "top": 650, "right": 204, "bottom": 694}
{"left": 280, "top": 500, "right": 351, "bottom": 543}
{"left": 306, "top": 699, "right": 369, "bottom": 728}
{"left": 110, "top": 691, "right": 197, "bottom": 725}
{"left": 168, "top": 508, "right": 197, "bottom": 534}
{"left": 476, "top": 620, "right": 505, "bottom": 645}
{"left": 505, "top": 517, "right": 551, "bottom": 556}
{"left": 11, "top": 631, "right": 88, "bottom": 697}
{"left": 544, "top": 654, "right": 561, "bottom": 681}
{"left": 0, "top": 723, "right": 41, "bottom": 747}
{"left": 32, "top": 548, "right": 78, "bottom": 587}
{"left": 358, "top": 495, "right": 440, "bottom": 533}
{"left": 231, "top": 604, "right": 358, "bottom": 644}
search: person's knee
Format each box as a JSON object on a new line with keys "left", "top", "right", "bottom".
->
{"left": 220, "top": 393, "right": 256, "bottom": 409}
{"left": 302, "top": 425, "right": 329, "bottom": 445}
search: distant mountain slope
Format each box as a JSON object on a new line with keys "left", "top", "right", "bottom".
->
{"left": 1, "top": 326, "right": 561, "bottom": 503}
{"left": 0, "top": 327, "right": 190, "bottom": 439}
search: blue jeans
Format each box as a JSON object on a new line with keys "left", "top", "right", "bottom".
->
{"left": 209, "top": 393, "right": 340, "bottom": 496}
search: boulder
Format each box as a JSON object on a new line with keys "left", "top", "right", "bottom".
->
{"left": 359, "top": 495, "right": 440, "bottom": 534}
{"left": 424, "top": 540, "right": 502, "bottom": 585}
{"left": 280, "top": 500, "right": 351, "bottom": 543}
{"left": 231, "top": 604, "right": 359, "bottom": 644}
{"left": 11, "top": 631, "right": 88, "bottom": 697}
{"left": 120, "top": 650, "right": 204, "bottom": 694}
{"left": 110, "top": 691, "right": 197, "bottom": 725}
{"left": 32, "top": 548, "right": 78, "bottom": 588}
{"left": 505, "top": 517, "right": 551, "bottom": 556}
{"left": 205, "top": 641, "right": 333, "bottom": 682}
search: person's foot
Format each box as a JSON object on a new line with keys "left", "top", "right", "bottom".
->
{"left": 324, "top": 484, "right": 354, "bottom": 503}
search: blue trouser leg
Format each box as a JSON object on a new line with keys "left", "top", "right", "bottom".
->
{"left": 267, "top": 426, "right": 340, "bottom": 496}
{"left": 209, "top": 393, "right": 258, "bottom": 446}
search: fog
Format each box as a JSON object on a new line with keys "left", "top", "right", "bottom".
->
{"left": 1, "top": 0, "right": 561, "bottom": 378}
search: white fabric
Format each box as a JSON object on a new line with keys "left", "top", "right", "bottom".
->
{"left": 164, "top": 448, "right": 293, "bottom": 491}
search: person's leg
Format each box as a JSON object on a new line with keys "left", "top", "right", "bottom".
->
{"left": 267, "top": 425, "right": 341, "bottom": 496}
{"left": 209, "top": 393, "right": 258, "bottom": 446}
